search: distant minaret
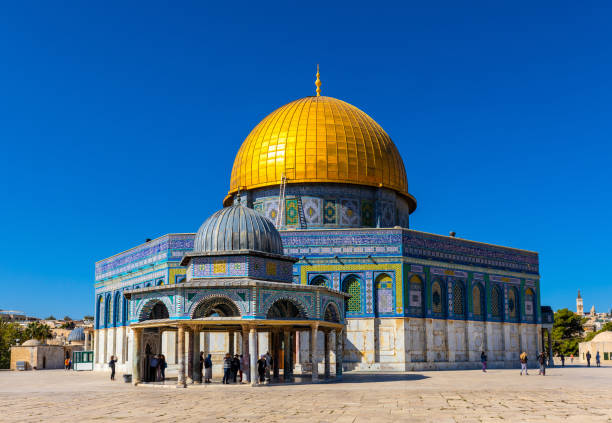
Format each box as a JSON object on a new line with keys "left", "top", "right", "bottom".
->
{"left": 576, "top": 290, "right": 584, "bottom": 316}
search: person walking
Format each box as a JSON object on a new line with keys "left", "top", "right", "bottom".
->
{"left": 586, "top": 351, "right": 591, "bottom": 367}
{"left": 560, "top": 353, "right": 565, "bottom": 367}
{"left": 538, "top": 351, "right": 546, "bottom": 376}
{"left": 222, "top": 353, "right": 232, "bottom": 384}
{"left": 520, "top": 351, "right": 528, "bottom": 375}
{"left": 257, "top": 355, "right": 267, "bottom": 384}
{"left": 65, "top": 357, "right": 70, "bottom": 371}
{"left": 204, "top": 354, "right": 213, "bottom": 383}
{"left": 480, "top": 351, "right": 487, "bottom": 372}
{"left": 108, "top": 355, "right": 117, "bottom": 381}
{"left": 570, "top": 353, "right": 574, "bottom": 364}
{"left": 240, "top": 354, "right": 249, "bottom": 383}
{"left": 596, "top": 351, "right": 601, "bottom": 367}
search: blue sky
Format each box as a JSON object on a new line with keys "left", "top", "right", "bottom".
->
{"left": 1, "top": 1, "right": 610, "bottom": 318}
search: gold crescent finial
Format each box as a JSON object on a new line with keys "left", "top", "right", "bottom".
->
{"left": 315, "top": 64, "right": 321, "bottom": 97}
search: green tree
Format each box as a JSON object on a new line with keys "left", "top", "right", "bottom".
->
{"left": 23, "top": 322, "right": 53, "bottom": 342}
{"left": 60, "top": 321, "right": 75, "bottom": 330}
{"left": 552, "top": 308, "right": 584, "bottom": 356}
{"left": 0, "top": 321, "right": 25, "bottom": 369}
{"left": 63, "top": 316, "right": 72, "bottom": 322}
{"left": 83, "top": 315, "right": 94, "bottom": 322}
{"left": 584, "top": 322, "right": 612, "bottom": 342}
{"left": 45, "top": 315, "right": 56, "bottom": 321}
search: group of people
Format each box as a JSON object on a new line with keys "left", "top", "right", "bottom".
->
{"left": 64, "top": 357, "right": 72, "bottom": 370}
{"left": 148, "top": 354, "right": 168, "bottom": 382}
{"left": 479, "top": 351, "right": 551, "bottom": 376}
{"left": 219, "top": 353, "right": 249, "bottom": 384}
{"left": 585, "top": 351, "right": 601, "bottom": 367}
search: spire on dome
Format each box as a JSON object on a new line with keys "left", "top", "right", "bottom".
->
{"left": 577, "top": 290, "right": 581, "bottom": 299}
{"left": 315, "top": 64, "right": 321, "bottom": 97}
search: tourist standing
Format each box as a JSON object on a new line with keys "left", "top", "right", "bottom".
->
{"left": 204, "top": 354, "right": 213, "bottom": 383}
{"left": 108, "top": 356, "right": 117, "bottom": 381}
{"left": 520, "top": 351, "right": 528, "bottom": 375}
{"left": 265, "top": 351, "right": 272, "bottom": 381}
{"left": 150, "top": 355, "right": 159, "bottom": 382}
{"left": 240, "top": 354, "right": 249, "bottom": 383}
{"left": 538, "top": 352, "right": 546, "bottom": 376}
{"left": 257, "top": 355, "right": 267, "bottom": 383}
{"left": 223, "top": 353, "right": 232, "bottom": 384}
{"left": 65, "top": 357, "right": 70, "bottom": 371}
{"left": 231, "top": 354, "right": 240, "bottom": 383}
{"left": 159, "top": 355, "right": 167, "bottom": 382}
{"left": 570, "top": 353, "right": 574, "bottom": 364}
{"left": 480, "top": 351, "right": 487, "bottom": 372}
{"left": 560, "top": 353, "right": 565, "bottom": 367}
{"left": 596, "top": 351, "right": 601, "bottom": 367}
{"left": 586, "top": 351, "right": 591, "bottom": 367}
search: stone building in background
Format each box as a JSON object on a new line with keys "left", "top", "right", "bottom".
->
{"left": 93, "top": 73, "right": 548, "bottom": 374}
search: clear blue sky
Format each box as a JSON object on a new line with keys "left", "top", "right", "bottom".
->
{"left": 1, "top": 2, "right": 610, "bottom": 319}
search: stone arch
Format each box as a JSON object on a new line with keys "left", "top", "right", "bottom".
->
{"left": 323, "top": 302, "right": 341, "bottom": 323}
{"left": 342, "top": 274, "right": 363, "bottom": 314}
{"left": 191, "top": 295, "right": 241, "bottom": 318}
{"left": 137, "top": 299, "right": 170, "bottom": 322}
{"left": 266, "top": 298, "right": 307, "bottom": 319}
{"left": 260, "top": 293, "right": 312, "bottom": 319}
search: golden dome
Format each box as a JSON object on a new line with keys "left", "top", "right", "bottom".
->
{"left": 227, "top": 96, "right": 416, "bottom": 211}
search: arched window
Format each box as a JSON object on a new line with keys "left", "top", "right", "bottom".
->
{"left": 491, "top": 285, "right": 502, "bottom": 318}
{"left": 452, "top": 281, "right": 465, "bottom": 316}
{"left": 193, "top": 297, "right": 240, "bottom": 318}
{"left": 472, "top": 283, "right": 484, "bottom": 317}
{"left": 121, "top": 294, "right": 128, "bottom": 326}
{"left": 323, "top": 303, "right": 340, "bottom": 323}
{"left": 508, "top": 287, "right": 519, "bottom": 319}
{"left": 343, "top": 276, "right": 362, "bottom": 314}
{"left": 112, "top": 292, "right": 121, "bottom": 327}
{"left": 104, "top": 294, "right": 112, "bottom": 328}
{"left": 525, "top": 288, "right": 535, "bottom": 321}
{"left": 95, "top": 296, "right": 102, "bottom": 329}
{"left": 139, "top": 301, "right": 169, "bottom": 321}
{"left": 375, "top": 273, "right": 393, "bottom": 315}
{"left": 431, "top": 281, "right": 443, "bottom": 314}
{"left": 310, "top": 275, "right": 330, "bottom": 288}
{"left": 408, "top": 275, "right": 423, "bottom": 315}
{"left": 156, "top": 279, "right": 163, "bottom": 286}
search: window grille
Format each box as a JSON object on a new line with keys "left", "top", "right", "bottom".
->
{"left": 432, "top": 282, "right": 442, "bottom": 313}
{"left": 345, "top": 278, "right": 362, "bottom": 313}
{"left": 491, "top": 286, "right": 501, "bottom": 317}
{"left": 508, "top": 288, "right": 517, "bottom": 318}
{"left": 472, "top": 284, "right": 482, "bottom": 315}
{"left": 453, "top": 283, "right": 464, "bottom": 315}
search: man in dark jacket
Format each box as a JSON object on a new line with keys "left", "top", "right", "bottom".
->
{"left": 222, "top": 353, "right": 232, "bottom": 384}
{"left": 108, "top": 356, "right": 117, "bottom": 381}
{"left": 231, "top": 354, "right": 240, "bottom": 383}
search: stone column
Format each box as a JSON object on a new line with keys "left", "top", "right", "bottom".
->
{"left": 192, "top": 326, "right": 201, "bottom": 383}
{"left": 177, "top": 325, "right": 186, "bottom": 388}
{"left": 273, "top": 330, "right": 281, "bottom": 381}
{"left": 335, "top": 328, "right": 343, "bottom": 379}
{"left": 310, "top": 324, "right": 319, "bottom": 382}
{"left": 186, "top": 329, "right": 194, "bottom": 384}
{"left": 249, "top": 328, "right": 258, "bottom": 386}
{"left": 228, "top": 331, "right": 235, "bottom": 356}
{"left": 283, "top": 329, "right": 291, "bottom": 382}
{"left": 242, "top": 326, "right": 250, "bottom": 383}
{"left": 295, "top": 330, "right": 300, "bottom": 371}
{"left": 324, "top": 330, "right": 331, "bottom": 379}
{"left": 85, "top": 332, "right": 90, "bottom": 351}
{"left": 131, "top": 328, "right": 142, "bottom": 385}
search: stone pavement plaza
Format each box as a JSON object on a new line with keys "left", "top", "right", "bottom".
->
{"left": 0, "top": 367, "right": 611, "bottom": 423}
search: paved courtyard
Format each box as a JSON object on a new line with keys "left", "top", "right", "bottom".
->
{"left": 0, "top": 366, "right": 610, "bottom": 422}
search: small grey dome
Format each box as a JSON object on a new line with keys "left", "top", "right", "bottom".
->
{"left": 22, "top": 339, "right": 42, "bottom": 346}
{"left": 193, "top": 204, "right": 283, "bottom": 255}
{"left": 68, "top": 327, "right": 85, "bottom": 342}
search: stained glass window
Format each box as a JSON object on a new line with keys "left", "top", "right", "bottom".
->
{"left": 311, "top": 275, "right": 330, "bottom": 287}
{"left": 345, "top": 277, "right": 362, "bottom": 313}
{"left": 491, "top": 286, "right": 502, "bottom": 317}
{"left": 453, "top": 282, "right": 464, "bottom": 315}
{"left": 432, "top": 281, "right": 442, "bottom": 313}
{"left": 472, "top": 284, "right": 482, "bottom": 316}
{"left": 525, "top": 288, "right": 535, "bottom": 318}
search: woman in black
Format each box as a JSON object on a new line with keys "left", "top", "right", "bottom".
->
{"left": 257, "top": 355, "right": 267, "bottom": 383}
{"left": 108, "top": 355, "right": 117, "bottom": 381}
